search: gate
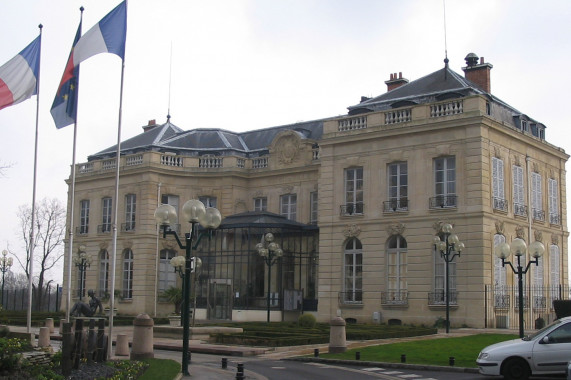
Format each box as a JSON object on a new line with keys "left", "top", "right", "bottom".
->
{"left": 207, "top": 279, "right": 232, "bottom": 320}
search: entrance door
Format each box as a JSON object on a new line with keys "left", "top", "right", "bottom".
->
{"left": 207, "top": 279, "right": 232, "bottom": 320}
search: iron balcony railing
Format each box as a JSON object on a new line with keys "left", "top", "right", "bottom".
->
{"left": 383, "top": 198, "right": 409, "bottom": 212}
{"left": 428, "top": 291, "right": 458, "bottom": 305}
{"left": 338, "top": 291, "right": 363, "bottom": 304}
{"left": 121, "top": 223, "right": 136, "bottom": 232}
{"left": 514, "top": 203, "right": 527, "bottom": 217}
{"left": 381, "top": 291, "right": 408, "bottom": 305}
{"left": 532, "top": 209, "right": 545, "bottom": 222}
{"left": 340, "top": 202, "right": 364, "bottom": 216}
{"left": 97, "top": 224, "right": 112, "bottom": 234}
{"left": 429, "top": 195, "right": 457, "bottom": 209}
{"left": 493, "top": 197, "right": 508, "bottom": 212}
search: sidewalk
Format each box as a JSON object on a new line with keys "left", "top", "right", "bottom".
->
{"left": 9, "top": 324, "right": 509, "bottom": 379}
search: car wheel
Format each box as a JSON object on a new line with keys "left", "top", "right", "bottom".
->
{"left": 502, "top": 358, "right": 531, "bottom": 380}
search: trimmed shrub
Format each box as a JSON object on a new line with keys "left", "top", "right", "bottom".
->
{"left": 298, "top": 314, "right": 316, "bottom": 328}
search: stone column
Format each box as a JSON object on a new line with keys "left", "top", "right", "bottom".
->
{"left": 328, "top": 316, "right": 347, "bottom": 353}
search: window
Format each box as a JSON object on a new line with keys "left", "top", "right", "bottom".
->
{"left": 532, "top": 254, "right": 545, "bottom": 308}
{"left": 344, "top": 167, "right": 363, "bottom": 215}
{"left": 158, "top": 249, "right": 177, "bottom": 297}
{"left": 433, "top": 157, "right": 456, "bottom": 207}
{"left": 161, "top": 194, "right": 179, "bottom": 228}
{"left": 79, "top": 200, "right": 90, "bottom": 234}
{"left": 513, "top": 165, "right": 526, "bottom": 217}
{"left": 493, "top": 234, "right": 508, "bottom": 308}
{"left": 280, "top": 194, "right": 297, "bottom": 221}
{"left": 199, "top": 196, "right": 217, "bottom": 208}
{"left": 101, "top": 197, "right": 112, "bottom": 233}
{"left": 492, "top": 157, "right": 506, "bottom": 211}
{"left": 550, "top": 245, "right": 561, "bottom": 300}
{"left": 387, "top": 162, "right": 408, "bottom": 211}
{"left": 124, "top": 194, "right": 136, "bottom": 231}
{"left": 549, "top": 179, "right": 559, "bottom": 224}
{"left": 386, "top": 235, "right": 407, "bottom": 304}
{"left": 343, "top": 238, "right": 362, "bottom": 303}
{"left": 99, "top": 250, "right": 109, "bottom": 298}
{"left": 531, "top": 172, "right": 543, "bottom": 221}
{"left": 122, "top": 249, "right": 133, "bottom": 299}
{"left": 434, "top": 243, "right": 456, "bottom": 304}
{"left": 310, "top": 192, "right": 318, "bottom": 224}
{"left": 253, "top": 197, "right": 267, "bottom": 212}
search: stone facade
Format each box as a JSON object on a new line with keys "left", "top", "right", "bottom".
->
{"left": 63, "top": 55, "right": 568, "bottom": 328}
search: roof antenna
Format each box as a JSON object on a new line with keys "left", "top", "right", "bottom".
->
{"left": 167, "top": 41, "right": 173, "bottom": 123}
{"left": 443, "top": 0, "right": 449, "bottom": 79}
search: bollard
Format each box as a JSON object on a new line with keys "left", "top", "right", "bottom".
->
{"left": 236, "top": 362, "right": 245, "bottom": 380}
{"left": 115, "top": 334, "right": 130, "bottom": 356}
{"left": 449, "top": 356, "right": 455, "bottom": 366}
{"left": 328, "top": 316, "right": 347, "bottom": 353}
{"left": 401, "top": 354, "right": 406, "bottom": 363}
{"left": 131, "top": 314, "right": 154, "bottom": 360}
{"left": 355, "top": 351, "right": 360, "bottom": 360}
{"left": 314, "top": 348, "right": 319, "bottom": 357}
{"left": 38, "top": 327, "right": 50, "bottom": 348}
{"left": 45, "top": 318, "right": 55, "bottom": 334}
{"left": 222, "top": 357, "right": 228, "bottom": 369}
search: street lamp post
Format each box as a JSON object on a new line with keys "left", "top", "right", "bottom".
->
{"left": 256, "top": 233, "right": 283, "bottom": 323}
{"left": 495, "top": 238, "right": 544, "bottom": 338}
{"left": 0, "top": 250, "right": 13, "bottom": 308}
{"left": 154, "top": 200, "right": 221, "bottom": 376}
{"left": 432, "top": 223, "right": 465, "bottom": 333}
{"left": 72, "top": 245, "right": 91, "bottom": 300}
{"left": 170, "top": 255, "right": 202, "bottom": 327}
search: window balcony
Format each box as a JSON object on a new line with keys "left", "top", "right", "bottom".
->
{"left": 121, "top": 223, "right": 136, "bottom": 232}
{"left": 76, "top": 226, "right": 89, "bottom": 235}
{"left": 493, "top": 197, "right": 508, "bottom": 212}
{"left": 428, "top": 291, "right": 458, "bottom": 306}
{"left": 340, "top": 202, "right": 364, "bottom": 216}
{"left": 381, "top": 291, "right": 408, "bottom": 306}
{"left": 383, "top": 198, "right": 408, "bottom": 212}
{"left": 493, "top": 294, "right": 510, "bottom": 309}
{"left": 429, "top": 195, "right": 457, "bottom": 209}
{"left": 532, "top": 209, "right": 545, "bottom": 222}
{"left": 338, "top": 291, "right": 363, "bottom": 305}
{"left": 550, "top": 213, "right": 560, "bottom": 225}
{"left": 514, "top": 203, "right": 527, "bottom": 217}
{"left": 97, "top": 224, "right": 112, "bottom": 234}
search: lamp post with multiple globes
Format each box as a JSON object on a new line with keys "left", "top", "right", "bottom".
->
{"left": 256, "top": 233, "right": 283, "bottom": 323}
{"left": 154, "top": 199, "right": 221, "bottom": 376}
{"left": 72, "top": 245, "right": 91, "bottom": 300}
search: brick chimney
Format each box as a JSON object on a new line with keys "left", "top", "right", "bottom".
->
{"left": 462, "top": 53, "right": 493, "bottom": 93}
{"left": 385, "top": 72, "right": 409, "bottom": 92}
{"left": 143, "top": 119, "right": 157, "bottom": 132}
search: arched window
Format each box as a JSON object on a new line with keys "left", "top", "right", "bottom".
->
{"left": 493, "top": 234, "right": 508, "bottom": 308}
{"left": 343, "top": 238, "right": 362, "bottom": 303}
{"left": 159, "top": 249, "right": 177, "bottom": 297}
{"left": 122, "top": 249, "right": 133, "bottom": 299}
{"left": 99, "top": 250, "right": 109, "bottom": 298}
{"left": 550, "top": 245, "right": 561, "bottom": 300}
{"left": 387, "top": 235, "right": 407, "bottom": 304}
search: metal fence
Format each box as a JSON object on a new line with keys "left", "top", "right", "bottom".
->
{"left": 1, "top": 284, "right": 62, "bottom": 312}
{"left": 485, "top": 284, "right": 569, "bottom": 329}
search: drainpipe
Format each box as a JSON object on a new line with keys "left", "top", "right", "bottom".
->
{"left": 154, "top": 182, "right": 161, "bottom": 317}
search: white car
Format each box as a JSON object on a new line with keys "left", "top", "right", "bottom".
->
{"left": 477, "top": 316, "right": 571, "bottom": 379}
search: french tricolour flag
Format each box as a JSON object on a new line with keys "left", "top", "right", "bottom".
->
{"left": 73, "top": 1, "right": 126, "bottom": 66}
{"left": 0, "top": 35, "right": 41, "bottom": 111}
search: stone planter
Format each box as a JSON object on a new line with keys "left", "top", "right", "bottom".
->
{"left": 168, "top": 315, "right": 181, "bottom": 326}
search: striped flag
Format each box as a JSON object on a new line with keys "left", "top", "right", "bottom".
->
{"left": 0, "top": 35, "right": 41, "bottom": 111}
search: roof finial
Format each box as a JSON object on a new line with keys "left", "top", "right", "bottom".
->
{"left": 443, "top": 0, "right": 449, "bottom": 78}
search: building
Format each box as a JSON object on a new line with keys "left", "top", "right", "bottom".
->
{"left": 63, "top": 53, "right": 568, "bottom": 328}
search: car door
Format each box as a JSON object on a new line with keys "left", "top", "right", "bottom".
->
{"left": 532, "top": 321, "right": 571, "bottom": 374}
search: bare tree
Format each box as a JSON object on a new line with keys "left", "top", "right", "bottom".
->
{"left": 12, "top": 197, "right": 66, "bottom": 310}
{"left": 0, "top": 160, "right": 13, "bottom": 177}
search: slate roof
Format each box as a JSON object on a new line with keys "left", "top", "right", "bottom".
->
{"left": 219, "top": 211, "right": 318, "bottom": 231}
{"left": 90, "top": 63, "right": 547, "bottom": 161}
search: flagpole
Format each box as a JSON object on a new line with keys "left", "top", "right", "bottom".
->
{"left": 108, "top": 37, "right": 127, "bottom": 361}
{"left": 65, "top": 7, "right": 84, "bottom": 323}
{"left": 27, "top": 24, "right": 43, "bottom": 333}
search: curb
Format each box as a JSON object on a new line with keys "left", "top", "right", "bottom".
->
{"left": 285, "top": 357, "right": 480, "bottom": 374}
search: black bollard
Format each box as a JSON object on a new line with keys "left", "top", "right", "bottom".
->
{"left": 314, "top": 348, "right": 319, "bottom": 357}
{"left": 401, "top": 354, "right": 406, "bottom": 363}
{"left": 356, "top": 351, "right": 360, "bottom": 360}
{"left": 236, "top": 362, "right": 245, "bottom": 380}
{"left": 222, "top": 357, "right": 228, "bottom": 369}
{"left": 449, "top": 356, "right": 455, "bottom": 366}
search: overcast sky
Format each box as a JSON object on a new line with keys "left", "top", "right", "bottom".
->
{"left": 1, "top": 0, "right": 570, "bottom": 284}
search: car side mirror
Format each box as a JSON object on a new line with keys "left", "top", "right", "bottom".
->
{"left": 542, "top": 336, "right": 551, "bottom": 344}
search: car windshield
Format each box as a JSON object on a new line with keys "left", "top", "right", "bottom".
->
{"left": 523, "top": 319, "right": 562, "bottom": 341}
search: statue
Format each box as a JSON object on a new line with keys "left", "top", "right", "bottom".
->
{"left": 70, "top": 289, "right": 103, "bottom": 317}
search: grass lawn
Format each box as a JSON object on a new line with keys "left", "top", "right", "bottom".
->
{"left": 322, "top": 334, "right": 519, "bottom": 368}
{"left": 138, "top": 358, "right": 180, "bottom": 380}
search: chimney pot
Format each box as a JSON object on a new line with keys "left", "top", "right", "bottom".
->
{"left": 149, "top": 119, "right": 156, "bottom": 126}
{"left": 399, "top": 72, "right": 402, "bottom": 79}
{"left": 480, "top": 57, "right": 484, "bottom": 64}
